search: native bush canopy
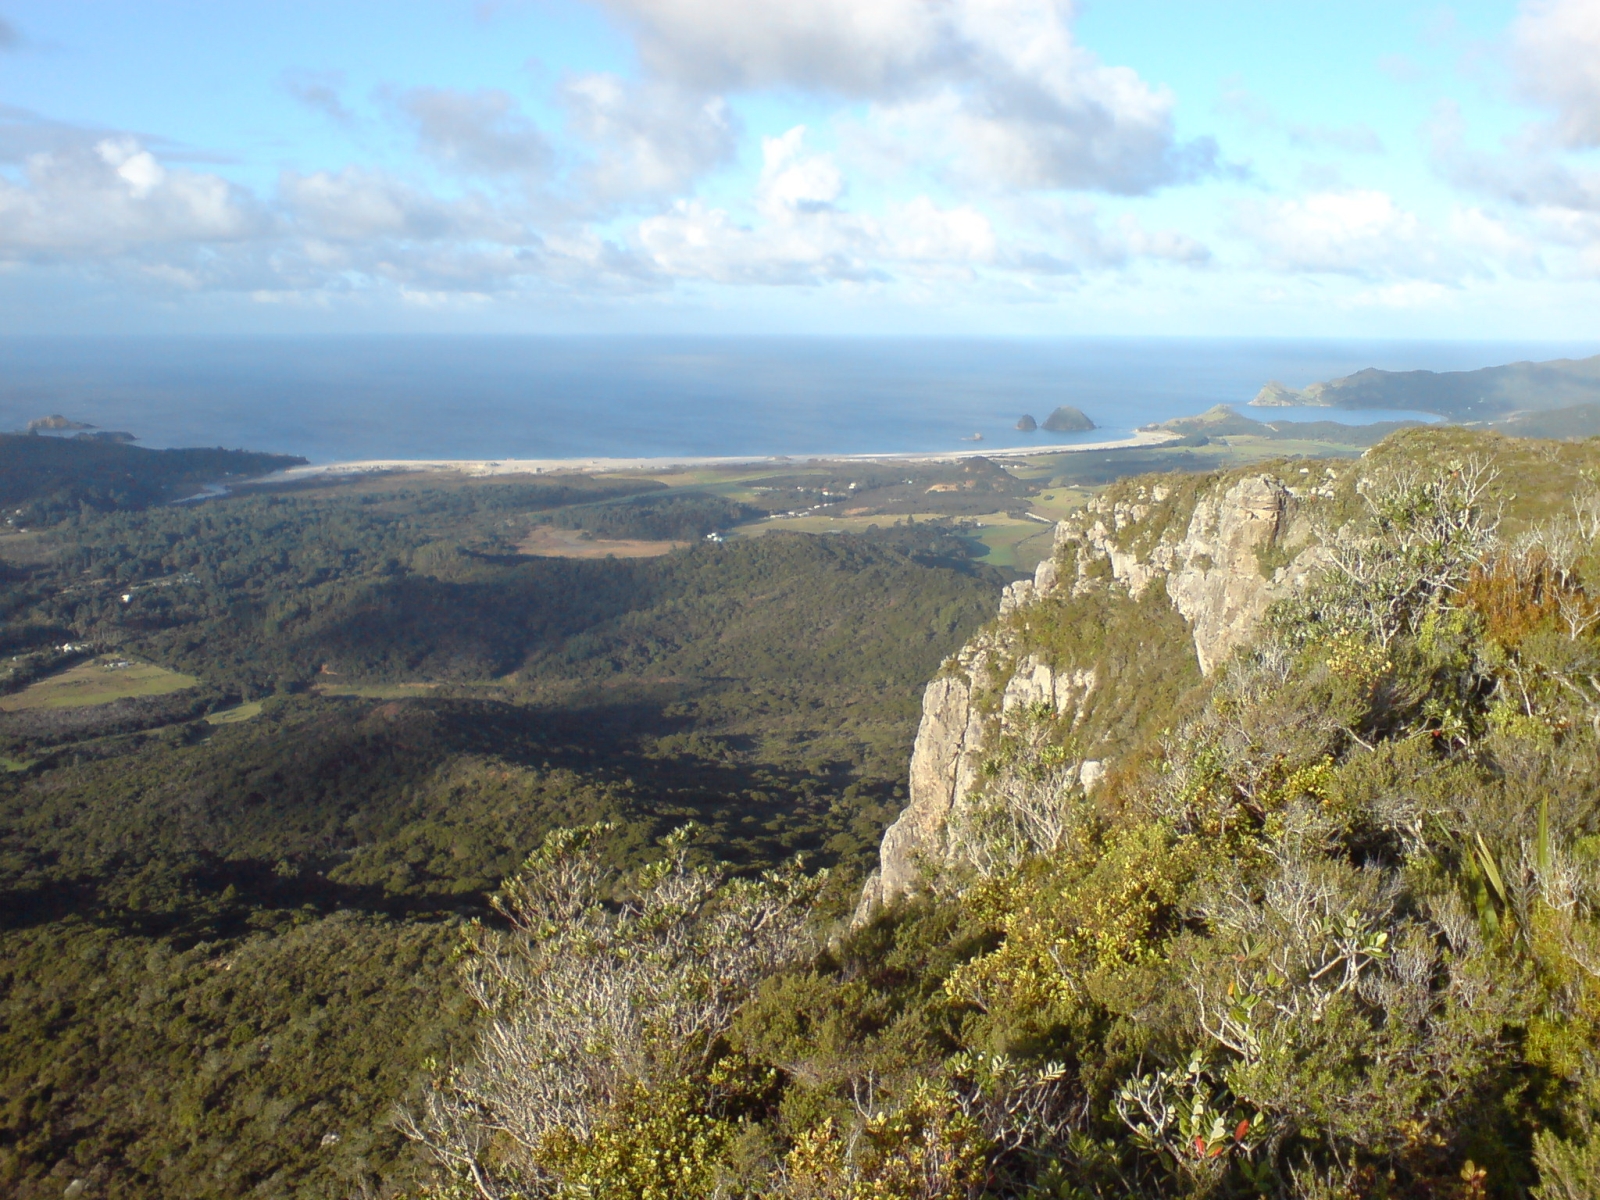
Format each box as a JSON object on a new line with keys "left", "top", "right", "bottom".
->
{"left": 401, "top": 432, "right": 1600, "bottom": 1200}
{"left": 12, "top": 429, "right": 1600, "bottom": 1198}
{"left": 0, "top": 456, "right": 1013, "bottom": 1199}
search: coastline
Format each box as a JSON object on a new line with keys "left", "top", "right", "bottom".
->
{"left": 261, "top": 429, "right": 1181, "bottom": 482}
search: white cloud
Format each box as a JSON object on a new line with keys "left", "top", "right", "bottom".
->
{"left": 279, "top": 167, "right": 475, "bottom": 241}
{"left": 993, "top": 195, "right": 1210, "bottom": 271}
{"left": 393, "top": 87, "right": 551, "bottom": 177}
{"left": 0, "top": 138, "right": 262, "bottom": 257}
{"left": 1428, "top": 97, "right": 1600, "bottom": 277}
{"left": 1119, "top": 217, "right": 1211, "bottom": 265}
{"left": 757, "top": 126, "right": 845, "bottom": 215}
{"left": 593, "top": 0, "right": 1212, "bottom": 195}
{"left": 561, "top": 73, "right": 738, "bottom": 201}
{"left": 636, "top": 130, "right": 983, "bottom": 286}
{"left": 592, "top": 0, "right": 961, "bottom": 95}
{"left": 1513, "top": 0, "right": 1600, "bottom": 148}
{"left": 1234, "top": 190, "right": 1531, "bottom": 283}
{"left": 632, "top": 125, "right": 1208, "bottom": 289}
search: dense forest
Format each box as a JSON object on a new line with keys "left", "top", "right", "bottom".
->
{"left": 0, "top": 433, "right": 305, "bottom": 524}
{"left": 0, "top": 449, "right": 1016, "bottom": 1199}
{"left": 394, "top": 429, "right": 1600, "bottom": 1200}
{"left": 10, "top": 428, "right": 1600, "bottom": 1198}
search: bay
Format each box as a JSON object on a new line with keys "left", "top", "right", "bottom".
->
{"left": 1, "top": 336, "right": 1593, "bottom": 463}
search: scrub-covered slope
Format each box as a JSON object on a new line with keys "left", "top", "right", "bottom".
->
{"left": 407, "top": 427, "right": 1600, "bottom": 1199}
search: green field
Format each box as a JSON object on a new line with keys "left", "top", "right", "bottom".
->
{"left": 0, "top": 656, "right": 198, "bottom": 711}
{"left": 959, "top": 513, "right": 1057, "bottom": 569}
{"left": 205, "top": 700, "right": 264, "bottom": 725}
{"left": 735, "top": 510, "right": 950, "bottom": 536}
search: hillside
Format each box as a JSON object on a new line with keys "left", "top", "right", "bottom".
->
{"left": 1252, "top": 352, "right": 1600, "bottom": 419}
{"left": 398, "top": 426, "right": 1600, "bottom": 1200}
{"left": 0, "top": 433, "right": 306, "bottom": 523}
{"left": 1156, "top": 403, "right": 1422, "bottom": 445}
{"left": 0, "top": 463, "right": 1015, "bottom": 1199}
{"left": 13, "top": 427, "right": 1600, "bottom": 1198}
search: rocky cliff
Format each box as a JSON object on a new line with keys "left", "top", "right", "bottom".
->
{"left": 854, "top": 467, "right": 1335, "bottom": 922}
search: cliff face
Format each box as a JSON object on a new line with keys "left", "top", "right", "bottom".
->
{"left": 855, "top": 470, "right": 1329, "bottom": 922}
{"left": 1065, "top": 473, "right": 1324, "bottom": 674}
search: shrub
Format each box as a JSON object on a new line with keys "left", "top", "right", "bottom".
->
{"left": 398, "top": 825, "right": 822, "bottom": 1197}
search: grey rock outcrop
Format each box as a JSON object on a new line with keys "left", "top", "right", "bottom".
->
{"left": 1060, "top": 474, "right": 1322, "bottom": 674}
{"left": 1042, "top": 406, "right": 1096, "bottom": 432}
{"left": 1163, "top": 475, "right": 1318, "bottom": 674}
{"left": 853, "top": 471, "right": 1325, "bottom": 924}
{"left": 854, "top": 673, "right": 984, "bottom": 921}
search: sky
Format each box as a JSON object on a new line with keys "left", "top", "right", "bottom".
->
{"left": 1, "top": 0, "right": 1599, "bottom": 338}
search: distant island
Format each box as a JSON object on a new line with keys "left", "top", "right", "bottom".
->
{"left": 1016, "top": 414, "right": 1037, "bottom": 431}
{"left": 1252, "top": 353, "right": 1600, "bottom": 420}
{"left": 26, "top": 414, "right": 95, "bottom": 433}
{"left": 1041, "top": 405, "right": 1095, "bottom": 432}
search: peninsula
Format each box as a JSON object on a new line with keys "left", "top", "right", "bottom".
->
{"left": 1252, "top": 351, "right": 1600, "bottom": 419}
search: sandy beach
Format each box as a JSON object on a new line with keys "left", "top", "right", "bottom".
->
{"left": 262, "top": 429, "right": 1182, "bottom": 482}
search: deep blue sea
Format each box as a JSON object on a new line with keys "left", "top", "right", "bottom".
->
{"left": 2, "top": 337, "right": 1596, "bottom": 464}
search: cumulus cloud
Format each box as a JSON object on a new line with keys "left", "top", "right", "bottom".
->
{"left": 393, "top": 87, "right": 551, "bottom": 177}
{"left": 1234, "top": 189, "right": 1536, "bottom": 283}
{"left": 1236, "top": 191, "right": 1430, "bottom": 277}
{"left": 635, "top": 128, "right": 993, "bottom": 285}
{"left": 281, "top": 69, "right": 355, "bottom": 125}
{"left": 1440, "top": 0, "right": 1600, "bottom": 276}
{"left": 561, "top": 74, "right": 738, "bottom": 201}
{"left": 631, "top": 124, "right": 1207, "bottom": 288}
{"left": 1429, "top": 96, "right": 1600, "bottom": 231}
{"left": 1513, "top": 0, "right": 1600, "bottom": 148}
{"left": 996, "top": 196, "right": 1209, "bottom": 272}
{"left": 0, "top": 138, "right": 264, "bottom": 258}
{"left": 592, "top": 0, "right": 1212, "bottom": 195}
{"left": 280, "top": 168, "right": 472, "bottom": 241}
{"left": 757, "top": 126, "right": 845, "bottom": 215}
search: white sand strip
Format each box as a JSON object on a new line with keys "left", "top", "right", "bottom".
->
{"left": 261, "top": 429, "right": 1182, "bottom": 482}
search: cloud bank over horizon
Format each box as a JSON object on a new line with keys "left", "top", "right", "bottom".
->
{"left": 0, "top": 0, "right": 1597, "bottom": 337}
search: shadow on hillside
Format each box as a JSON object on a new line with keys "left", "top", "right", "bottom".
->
{"left": 0, "top": 694, "right": 886, "bottom": 943}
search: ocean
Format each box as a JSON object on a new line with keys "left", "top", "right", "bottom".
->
{"left": 2, "top": 336, "right": 1595, "bottom": 464}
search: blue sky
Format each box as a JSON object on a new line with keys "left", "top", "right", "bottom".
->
{"left": 1, "top": 0, "right": 1597, "bottom": 337}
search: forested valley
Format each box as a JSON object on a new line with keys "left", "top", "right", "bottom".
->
{"left": 11, "top": 429, "right": 1600, "bottom": 1199}
{"left": 0, "top": 444, "right": 1016, "bottom": 1199}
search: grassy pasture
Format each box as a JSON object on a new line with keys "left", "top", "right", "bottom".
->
{"left": 961, "top": 513, "right": 1057, "bottom": 569}
{"left": 0, "top": 656, "right": 197, "bottom": 712}
{"left": 205, "top": 700, "right": 265, "bottom": 725}
{"left": 516, "top": 525, "right": 688, "bottom": 558}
